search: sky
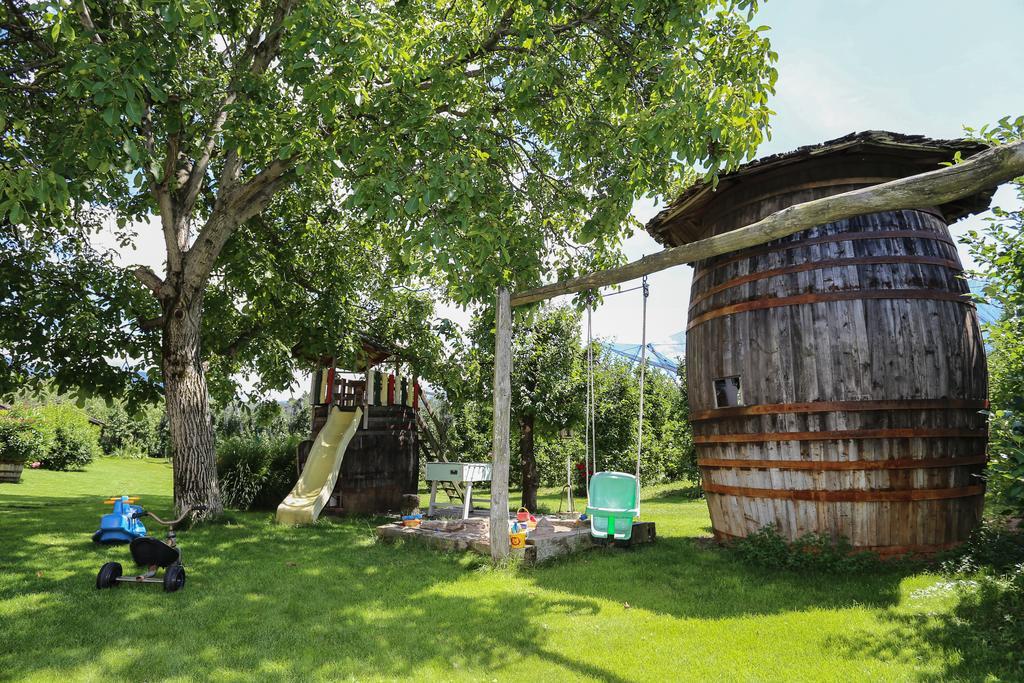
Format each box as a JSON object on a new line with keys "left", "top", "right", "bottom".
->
{"left": 99, "top": 1, "right": 1024, "bottom": 397}
{"left": 534, "top": 0, "right": 1024, "bottom": 358}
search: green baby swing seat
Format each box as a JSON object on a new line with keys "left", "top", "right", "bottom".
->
{"left": 585, "top": 471, "right": 639, "bottom": 541}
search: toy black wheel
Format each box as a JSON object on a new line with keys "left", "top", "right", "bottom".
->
{"left": 96, "top": 562, "right": 122, "bottom": 589}
{"left": 163, "top": 564, "right": 186, "bottom": 592}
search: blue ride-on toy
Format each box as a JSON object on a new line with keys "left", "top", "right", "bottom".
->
{"left": 92, "top": 496, "right": 147, "bottom": 544}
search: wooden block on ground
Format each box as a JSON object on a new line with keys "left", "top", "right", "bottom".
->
{"left": 621, "top": 521, "right": 656, "bottom": 547}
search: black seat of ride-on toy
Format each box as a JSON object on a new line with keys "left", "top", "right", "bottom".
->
{"left": 129, "top": 537, "right": 180, "bottom": 567}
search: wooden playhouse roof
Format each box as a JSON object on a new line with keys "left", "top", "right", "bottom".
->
{"left": 645, "top": 131, "right": 995, "bottom": 248}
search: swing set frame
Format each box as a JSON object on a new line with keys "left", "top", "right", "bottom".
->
{"left": 485, "top": 140, "right": 1024, "bottom": 560}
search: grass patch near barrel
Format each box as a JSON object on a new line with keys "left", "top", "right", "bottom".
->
{"left": 0, "top": 458, "right": 1015, "bottom": 681}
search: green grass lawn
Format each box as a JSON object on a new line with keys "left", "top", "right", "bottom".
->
{"left": 0, "top": 459, "right": 1005, "bottom": 682}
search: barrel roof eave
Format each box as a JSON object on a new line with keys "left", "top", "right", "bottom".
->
{"left": 645, "top": 131, "right": 995, "bottom": 248}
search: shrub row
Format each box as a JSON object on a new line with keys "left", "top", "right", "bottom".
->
{"left": 0, "top": 405, "right": 102, "bottom": 471}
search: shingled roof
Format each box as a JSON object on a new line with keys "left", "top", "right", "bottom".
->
{"left": 644, "top": 131, "right": 995, "bottom": 248}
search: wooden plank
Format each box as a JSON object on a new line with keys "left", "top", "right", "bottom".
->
{"left": 690, "top": 398, "right": 986, "bottom": 421}
{"left": 489, "top": 287, "right": 513, "bottom": 561}
{"left": 691, "top": 229, "right": 956, "bottom": 285}
{"left": 689, "top": 256, "right": 960, "bottom": 310}
{"left": 509, "top": 140, "right": 1024, "bottom": 307}
{"left": 697, "top": 455, "right": 988, "bottom": 470}
{"left": 687, "top": 289, "right": 972, "bottom": 330}
{"left": 709, "top": 177, "right": 897, "bottom": 218}
{"left": 695, "top": 427, "right": 985, "bottom": 444}
{"left": 703, "top": 483, "right": 985, "bottom": 502}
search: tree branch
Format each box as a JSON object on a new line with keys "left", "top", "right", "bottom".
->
{"left": 76, "top": 0, "right": 103, "bottom": 44}
{"left": 511, "top": 140, "right": 1024, "bottom": 306}
{"left": 133, "top": 265, "right": 174, "bottom": 299}
{"left": 179, "top": 0, "right": 300, "bottom": 232}
{"left": 182, "top": 162, "right": 299, "bottom": 293}
{"left": 138, "top": 315, "right": 167, "bottom": 331}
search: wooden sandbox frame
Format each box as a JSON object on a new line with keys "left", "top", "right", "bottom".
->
{"left": 376, "top": 516, "right": 656, "bottom": 566}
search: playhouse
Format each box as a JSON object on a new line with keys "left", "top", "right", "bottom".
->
{"left": 284, "top": 338, "right": 426, "bottom": 518}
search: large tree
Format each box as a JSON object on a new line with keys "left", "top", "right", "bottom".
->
{"left": 1, "top": 0, "right": 776, "bottom": 513}
{"left": 465, "top": 304, "right": 583, "bottom": 510}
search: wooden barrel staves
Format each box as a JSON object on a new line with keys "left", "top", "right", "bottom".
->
{"left": 0, "top": 461, "right": 24, "bottom": 483}
{"left": 645, "top": 132, "right": 994, "bottom": 556}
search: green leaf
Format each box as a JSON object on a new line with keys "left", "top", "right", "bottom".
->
{"left": 125, "top": 99, "right": 143, "bottom": 125}
{"left": 404, "top": 196, "right": 419, "bottom": 215}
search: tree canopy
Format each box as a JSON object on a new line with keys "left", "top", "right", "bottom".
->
{"left": 1, "top": 0, "right": 777, "bottom": 511}
{"left": 961, "top": 115, "right": 1024, "bottom": 512}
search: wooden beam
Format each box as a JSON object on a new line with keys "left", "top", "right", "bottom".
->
{"left": 489, "top": 286, "right": 513, "bottom": 561}
{"left": 510, "top": 140, "right": 1024, "bottom": 307}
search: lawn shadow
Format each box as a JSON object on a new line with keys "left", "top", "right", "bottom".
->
{"left": 0, "top": 494, "right": 630, "bottom": 681}
{"left": 827, "top": 590, "right": 1023, "bottom": 682}
{"left": 529, "top": 534, "right": 912, "bottom": 621}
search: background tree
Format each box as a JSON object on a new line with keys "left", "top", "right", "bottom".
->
{"left": 2, "top": 0, "right": 776, "bottom": 513}
{"left": 961, "top": 115, "right": 1024, "bottom": 513}
{"left": 467, "top": 305, "right": 583, "bottom": 510}
{"left": 437, "top": 315, "right": 695, "bottom": 506}
{"left": 586, "top": 347, "right": 690, "bottom": 484}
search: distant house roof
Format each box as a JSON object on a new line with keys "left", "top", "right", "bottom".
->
{"left": 645, "top": 131, "right": 995, "bottom": 248}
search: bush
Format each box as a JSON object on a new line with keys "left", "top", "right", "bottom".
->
{"left": 0, "top": 408, "right": 46, "bottom": 464}
{"left": 933, "top": 519, "right": 1024, "bottom": 676}
{"left": 98, "top": 402, "right": 168, "bottom": 459}
{"left": 36, "top": 404, "right": 101, "bottom": 471}
{"left": 731, "top": 525, "right": 880, "bottom": 572}
{"left": 950, "top": 564, "right": 1024, "bottom": 675}
{"left": 986, "top": 410, "right": 1024, "bottom": 513}
{"left": 216, "top": 434, "right": 300, "bottom": 510}
{"left": 941, "top": 517, "right": 1024, "bottom": 575}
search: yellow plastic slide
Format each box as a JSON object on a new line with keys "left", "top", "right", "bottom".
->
{"left": 276, "top": 407, "right": 362, "bottom": 525}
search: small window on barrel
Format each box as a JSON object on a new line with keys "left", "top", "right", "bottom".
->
{"left": 714, "top": 376, "right": 742, "bottom": 408}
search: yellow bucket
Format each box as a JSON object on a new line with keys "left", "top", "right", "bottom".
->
{"left": 509, "top": 532, "right": 528, "bottom": 549}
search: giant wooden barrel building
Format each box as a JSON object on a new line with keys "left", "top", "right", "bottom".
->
{"left": 646, "top": 132, "right": 994, "bottom": 556}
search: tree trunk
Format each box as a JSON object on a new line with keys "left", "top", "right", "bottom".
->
{"left": 162, "top": 291, "right": 223, "bottom": 517}
{"left": 519, "top": 413, "right": 538, "bottom": 511}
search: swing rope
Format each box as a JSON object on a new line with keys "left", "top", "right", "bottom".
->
{"left": 574, "top": 280, "right": 648, "bottom": 514}
{"left": 635, "top": 277, "right": 649, "bottom": 511}
{"left": 584, "top": 305, "right": 595, "bottom": 506}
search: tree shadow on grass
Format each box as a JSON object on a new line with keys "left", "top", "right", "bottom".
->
{"left": 826, "top": 585, "right": 1024, "bottom": 682}
{"left": 530, "top": 535, "right": 912, "bottom": 620}
{"left": 0, "top": 494, "right": 630, "bottom": 682}
{"left": 0, "top": 489, "right": 923, "bottom": 680}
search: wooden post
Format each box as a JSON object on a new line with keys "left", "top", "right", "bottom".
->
{"left": 489, "top": 286, "right": 513, "bottom": 561}
{"left": 363, "top": 364, "right": 370, "bottom": 430}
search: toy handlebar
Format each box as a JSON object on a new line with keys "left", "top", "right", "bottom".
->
{"left": 138, "top": 505, "right": 208, "bottom": 526}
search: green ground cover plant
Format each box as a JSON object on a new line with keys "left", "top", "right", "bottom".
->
{"left": 2, "top": 458, "right": 1021, "bottom": 681}
{"left": 216, "top": 433, "right": 302, "bottom": 511}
